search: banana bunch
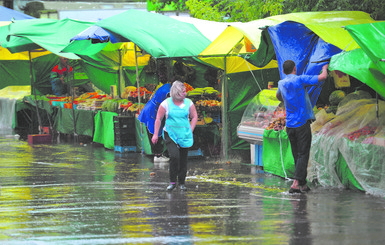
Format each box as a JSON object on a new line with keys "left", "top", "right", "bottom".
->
{"left": 122, "top": 86, "right": 137, "bottom": 99}
{"left": 203, "top": 87, "right": 220, "bottom": 96}
{"left": 187, "top": 87, "right": 219, "bottom": 97}
{"left": 124, "top": 86, "right": 137, "bottom": 93}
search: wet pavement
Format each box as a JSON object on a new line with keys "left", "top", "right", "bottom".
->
{"left": 1, "top": 130, "right": 385, "bottom": 244}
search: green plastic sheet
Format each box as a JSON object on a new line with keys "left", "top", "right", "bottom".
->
{"left": 53, "top": 108, "right": 95, "bottom": 137}
{"left": 1, "top": 18, "right": 93, "bottom": 58}
{"left": 262, "top": 129, "right": 295, "bottom": 179}
{"left": 345, "top": 22, "right": 385, "bottom": 76}
{"left": 329, "top": 22, "right": 385, "bottom": 100}
{"left": 93, "top": 111, "right": 119, "bottom": 150}
{"left": 330, "top": 49, "right": 385, "bottom": 99}
{"left": 0, "top": 60, "right": 31, "bottom": 90}
{"left": 65, "top": 9, "right": 211, "bottom": 59}
{"left": 135, "top": 118, "right": 152, "bottom": 154}
{"left": 310, "top": 134, "right": 385, "bottom": 195}
{"left": 245, "top": 30, "right": 276, "bottom": 68}
{"left": 335, "top": 150, "right": 364, "bottom": 191}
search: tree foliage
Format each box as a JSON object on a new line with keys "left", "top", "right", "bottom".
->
{"left": 148, "top": 0, "right": 189, "bottom": 13}
{"left": 283, "top": 0, "right": 384, "bottom": 20}
{"left": 150, "top": 0, "right": 384, "bottom": 21}
{"left": 185, "top": 0, "right": 284, "bottom": 22}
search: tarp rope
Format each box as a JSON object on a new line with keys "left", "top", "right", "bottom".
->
{"left": 279, "top": 131, "right": 289, "bottom": 180}
{"left": 243, "top": 55, "right": 289, "bottom": 179}
{"left": 242, "top": 55, "right": 271, "bottom": 107}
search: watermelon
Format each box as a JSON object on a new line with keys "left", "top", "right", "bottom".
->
{"left": 329, "top": 90, "right": 346, "bottom": 106}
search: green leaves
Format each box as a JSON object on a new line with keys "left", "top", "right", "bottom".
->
{"left": 150, "top": 0, "right": 385, "bottom": 21}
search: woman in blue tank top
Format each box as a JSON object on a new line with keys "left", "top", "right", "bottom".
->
{"left": 152, "top": 81, "right": 198, "bottom": 191}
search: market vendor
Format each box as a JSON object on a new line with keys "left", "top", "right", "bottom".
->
{"left": 276, "top": 60, "right": 329, "bottom": 194}
{"left": 50, "top": 56, "right": 72, "bottom": 96}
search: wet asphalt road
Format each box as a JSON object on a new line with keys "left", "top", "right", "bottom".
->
{"left": 1, "top": 131, "right": 385, "bottom": 245}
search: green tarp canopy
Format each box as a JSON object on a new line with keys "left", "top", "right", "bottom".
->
{"left": 346, "top": 22, "right": 385, "bottom": 75}
{"left": 0, "top": 18, "right": 94, "bottom": 58}
{"left": 63, "top": 9, "right": 212, "bottom": 59}
{"left": 0, "top": 18, "right": 140, "bottom": 95}
{"left": 330, "top": 22, "right": 385, "bottom": 99}
{"left": 0, "top": 18, "right": 95, "bottom": 94}
{"left": 313, "top": 21, "right": 385, "bottom": 194}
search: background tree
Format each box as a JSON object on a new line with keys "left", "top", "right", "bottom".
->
{"left": 148, "top": 0, "right": 385, "bottom": 21}
{"left": 283, "top": 0, "right": 384, "bottom": 20}
{"left": 148, "top": 0, "right": 189, "bottom": 13}
{"left": 185, "top": 0, "right": 284, "bottom": 22}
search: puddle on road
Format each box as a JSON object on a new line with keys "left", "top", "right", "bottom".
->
{"left": 1, "top": 134, "right": 385, "bottom": 244}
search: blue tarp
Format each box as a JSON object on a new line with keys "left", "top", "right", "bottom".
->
{"left": 268, "top": 21, "right": 342, "bottom": 106}
{"left": 0, "top": 6, "right": 34, "bottom": 21}
{"left": 70, "top": 25, "right": 120, "bottom": 43}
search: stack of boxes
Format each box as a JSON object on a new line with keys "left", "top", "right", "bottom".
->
{"left": 113, "top": 116, "right": 137, "bottom": 153}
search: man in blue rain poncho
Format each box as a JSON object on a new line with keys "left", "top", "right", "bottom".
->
{"left": 276, "top": 60, "right": 329, "bottom": 193}
{"left": 138, "top": 82, "right": 172, "bottom": 162}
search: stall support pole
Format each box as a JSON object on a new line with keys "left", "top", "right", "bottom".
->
{"left": 134, "top": 44, "right": 143, "bottom": 154}
{"left": 221, "top": 56, "right": 229, "bottom": 160}
{"left": 118, "top": 48, "right": 125, "bottom": 99}
{"left": 29, "top": 51, "right": 43, "bottom": 134}
{"left": 69, "top": 64, "right": 78, "bottom": 142}
{"left": 376, "top": 92, "right": 379, "bottom": 119}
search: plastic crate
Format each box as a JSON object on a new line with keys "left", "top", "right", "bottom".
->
{"left": 114, "top": 138, "right": 136, "bottom": 147}
{"left": 114, "top": 127, "right": 133, "bottom": 135}
{"left": 28, "top": 134, "right": 52, "bottom": 144}
{"left": 114, "top": 145, "right": 137, "bottom": 153}
{"left": 113, "top": 116, "right": 135, "bottom": 129}
{"left": 114, "top": 132, "right": 135, "bottom": 141}
{"left": 117, "top": 109, "right": 135, "bottom": 117}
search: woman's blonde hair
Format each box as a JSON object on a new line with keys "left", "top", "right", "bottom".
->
{"left": 170, "top": 80, "right": 185, "bottom": 101}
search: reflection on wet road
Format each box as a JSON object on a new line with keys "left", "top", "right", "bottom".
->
{"left": 1, "top": 133, "right": 385, "bottom": 244}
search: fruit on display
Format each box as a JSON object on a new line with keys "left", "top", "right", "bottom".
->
{"left": 203, "top": 87, "right": 220, "bottom": 96}
{"left": 195, "top": 99, "right": 221, "bottom": 108}
{"left": 187, "top": 87, "right": 220, "bottom": 97}
{"left": 121, "top": 86, "right": 152, "bottom": 102}
{"left": 44, "top": 83, "right": 222, "bottom": 118}
{"left": 184, "top": 83, "right": 194, "bottom": 93}
{"left": 240, "top": 104, "right": 286, "bottom": 130}
{"left": 120, "top": 101, "right": 133, "bottom": 110}
{"left": 338, "top": 90, "right": 372, "bottom": 107}
{"left": 102, "top": 99, "right": 122, "bottom": 112}
{"left": 266, "top": 116, "right": 286, "bottom": 131}
{"left": 329, "top": 90, "right": 346, "bottom": 106}
{"left": 187, "top": 88, "right": 204, "bottom": 97}
{"left": 346, "top": 126, "right": 377, "bottom": 141}
{"left": 241, "top": 119, "right": 270, "bottom": 128}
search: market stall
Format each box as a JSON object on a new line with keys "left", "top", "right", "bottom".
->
{"left": 310, "top": 21, "right": 385, "bottom": 195}
{"left": 197, "top": 11, "right": 376, "bottom": 160}
{"left": 309, "top": 91, "right": 385, "bottom": 194}
{"left": 237, "top": 88, "right": 294, "bottom": 175}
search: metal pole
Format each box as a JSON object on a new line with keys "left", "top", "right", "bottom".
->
{"left": 376, "top": 92, "right": 379, "bottom": 119}
{"left": 118, "top": 49, "right": 122, "bottom": 99}
{"left": 69, "top": 62, "right": 78, "bottom": 142}
{"left": 221, "top": 56, "right": 229, "bottom": 161}
{"left": 134, "top": 44, "right": 143, "bottom": 154}
{"left": 29, "top": 50, "right": 43, "bottom": 134}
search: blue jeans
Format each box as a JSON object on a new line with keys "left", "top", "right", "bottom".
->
{"left": 286, "top": 121, "right": 312, "bottom": 186}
